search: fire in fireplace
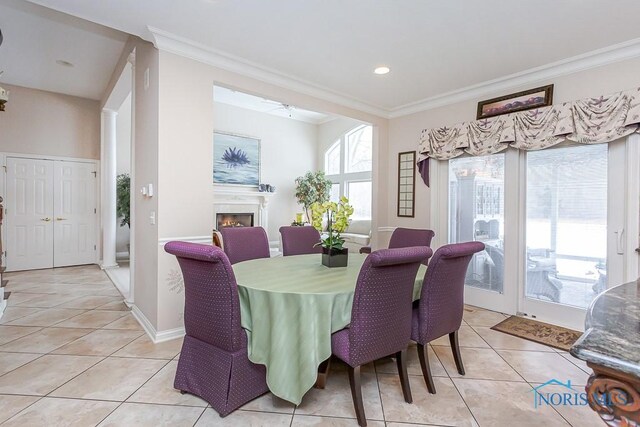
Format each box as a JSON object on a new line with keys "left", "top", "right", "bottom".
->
{"left": 216, "top": 213, "right": 254, "bottom": 229}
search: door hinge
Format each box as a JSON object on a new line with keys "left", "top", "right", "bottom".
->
{"left": 94, "top": 245, "right": 96, "bottom": 251}
{"left": 94, "top": 208, "right": 97, "bottom": 214}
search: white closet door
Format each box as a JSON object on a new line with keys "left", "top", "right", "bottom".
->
{"left": 53, "top": 161, "right": 97, "bottom": 267}
{"left": 5, "top": 157, "right": 54, "bottom": 271}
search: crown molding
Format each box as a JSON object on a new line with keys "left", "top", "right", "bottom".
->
{"left": 145, "top": 27, "right": 640, "bottom": 120}
{"left": 388, "top": 37, "right": 640, "bottom": 118}
{"left": 146, "top": 26, "right": 389, "bottom": 118}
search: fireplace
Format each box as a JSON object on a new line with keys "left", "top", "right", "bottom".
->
{"left": 217, "top": 212, "right": 254, "bottom": 229}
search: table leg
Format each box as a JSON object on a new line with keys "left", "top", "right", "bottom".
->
{"left": 314, "top": 357, "right": 332, "bottom": 389}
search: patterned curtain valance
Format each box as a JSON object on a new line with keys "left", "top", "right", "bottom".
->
{"left": 419, "top": 87, "right": 640, "bottom": 161}
{"left": 416, "top": 87, "right": 640, "bottom": 186}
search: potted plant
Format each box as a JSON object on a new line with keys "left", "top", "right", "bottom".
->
{"left": 116, "top": 173, "right": 130, "bottom": 228}
{"left": 311, "top": 197, "right": 354, "bottom": 268}
{"left": 294, "top": 171, "right": 333, "bottom": 223}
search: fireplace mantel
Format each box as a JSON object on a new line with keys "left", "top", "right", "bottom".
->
{"left": 213, "top": 186, "right": 276, "bottom": 232}
{"left": 213, "top": 185, "right": 275, "bottom": 207}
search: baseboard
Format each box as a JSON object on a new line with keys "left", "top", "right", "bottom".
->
{"left": 155, "top": 326, "right": 186, "bottom": 343}
{"left": 130, "top": 304, "right": 185, "bottom": 344}
{"left": 116, "top": 251, "right": 130, "bottom": 260}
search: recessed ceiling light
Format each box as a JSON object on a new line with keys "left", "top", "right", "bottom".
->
{"left": 56, "top": 60, "right": 74, "bottom": 68}
{"left": 374, "top": 66, "right": 390, "bottom": 75}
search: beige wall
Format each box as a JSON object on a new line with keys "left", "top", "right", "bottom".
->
{"left": 0, "top": 84, "right": 100, "bottom": 159}
{"left": 150, "top": 51, "right": 389, "bottom": 333}
{"left": 214, "top": 102, "right": 319, "bottom": 240}
{"left": 386, "top": 57, "right": 640, "bottom": 244}
{"left": 132, "top": 40, "right": 160, "bottom": 328}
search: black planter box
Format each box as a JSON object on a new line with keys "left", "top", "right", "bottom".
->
{"left": 322, "top": 247, "right": 348, "bottom": 268}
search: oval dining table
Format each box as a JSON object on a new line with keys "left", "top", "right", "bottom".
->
{"left": 232, "top": 252, "right": 427, "bottom": 405}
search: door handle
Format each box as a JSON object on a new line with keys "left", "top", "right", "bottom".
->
{"left": 55, "top": 217, "right": 67, "bottom": 221}
{"left": 614, "top": 229, "right": 624, "bottom": 255}
{"left": 41, "top": 217, "right": 51, "bottom": 222}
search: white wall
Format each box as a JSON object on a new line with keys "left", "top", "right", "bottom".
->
{"left": 386, "top": 57, "right": 640, "bottom": 247}
{"left": 214, "top": 102, "right": 318, "bottom": 240}
{"left": 115, "top": 92, "right": 132, "bottom": 254}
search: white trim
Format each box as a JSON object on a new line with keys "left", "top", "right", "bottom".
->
{"left": 0, "top": 152, "right": 98, "bottom": 163}
{"left": 131, "top": 304, "right": 185, "bottom": 343}
{"left": 145, "top": 26, "right": 640, "bottom": 119}
{"left": 146, "top": 26, "right": 388, "bottom": 118}
{"left": 158, "top": 236, "right": 213, "bottom": 245}
{"left": 624, "top": 134, "right": 640, "bottom": 281}
{"left": 155, "top": 327, "right": 186, "bottom": 343}
{"left": 378, "top": 227, "right": 396, "bottom": 233}
{"left": 388, "top": 37, "right": 640, "bottom": 118}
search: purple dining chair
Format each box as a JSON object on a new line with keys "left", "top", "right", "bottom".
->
{"left": 220, "top": 226, "right": 270, "bottom": 264}
{"left": 279, "top": 226, "right": 322, "bottom": 256}
{"left": 411, "top": 241, "right": 485, "bottom": 394}
{"left": 331, "top": 246, "right": 433, "bottom": 426}
{"left": 359, "top": 228, "right": 435, "bottom": 260}
{"left": 164, "top": 241, "right": 269, "bottom": 416}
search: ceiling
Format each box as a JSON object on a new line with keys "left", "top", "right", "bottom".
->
{"left": 214, "top": 86, "right": 333, "bottom": 124}
{"left": 8, "top": 0, "right": 640, "bottom": 112}
{"left": 0, "top": 0, "right": 127, "bottom": 100}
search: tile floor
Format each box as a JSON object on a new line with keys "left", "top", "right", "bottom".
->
{"left": 0, "top": 265, "right": 604, "bottom": 426}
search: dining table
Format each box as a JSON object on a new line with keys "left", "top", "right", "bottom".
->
{"left": 232, "top": 252, "right": 427, "bottom": 405}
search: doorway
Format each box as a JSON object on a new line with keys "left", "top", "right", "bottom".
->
{"left": 442, "top": 137, "right": 639, "bottom": 330}
{"left": 4, "top": 156, "right": 98, "bottom": 271}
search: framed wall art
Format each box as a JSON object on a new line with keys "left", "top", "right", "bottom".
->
{"left": 213, "top": 131, "right": 260, "bottom": 186}
{"left": 397, "top": 151, "right": 416, "bottom": 218}
{"left": 477, "top": 84, "right": 554, "bottom": 119}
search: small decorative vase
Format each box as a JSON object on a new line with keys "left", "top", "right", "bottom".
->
{"left": 322, "top": 247, "right": 348, "bottom": 268}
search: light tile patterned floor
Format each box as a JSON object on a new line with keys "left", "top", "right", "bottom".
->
{"left": 0, "top": 265, "right": 604, "bottom": 426}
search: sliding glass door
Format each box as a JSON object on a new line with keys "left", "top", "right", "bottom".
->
{"left": 448, "top": 152, "right": 516, "bottom": 313}
{"left": 442, "top": 137, "right": 638, "bottom": 329}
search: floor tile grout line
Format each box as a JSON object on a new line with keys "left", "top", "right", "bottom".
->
{"left": 118, "top": 358, "right": 174, "bottom": 405}
{"left": 373, "top": 354, "right": 387, "bottom": 425}
{"left": 0, "top": 393, "right": 209, "bottom": 408}
{"left": 0, "top": 326, "right": 45, "bottom": 348}
{"left": 524, "top": 379, "right": 574, "bottom": 426}
{"left": 426, "top": 341, "right": 483, "bottom": 426}
{"left": 0, "top": 352, "right": 49, "bottom": 380}
{"left": 190, "top": 406, "right": 208, "bottom": 427}
{"left": 0, "top": 394, "right": 47, "bottom": 425}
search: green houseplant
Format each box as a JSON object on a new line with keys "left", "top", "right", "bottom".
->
{"left": 294, "top": 171, "right": 333, "bottom": 223}
{"left": 116, "top": 173, "right": 130, "bottom": 228}
{"left": 311, "top": 196, "right": 354, "bottom": 267}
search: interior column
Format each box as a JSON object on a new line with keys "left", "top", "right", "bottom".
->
{"left": 101, "top": 108, "right": 118, "bottom": 269}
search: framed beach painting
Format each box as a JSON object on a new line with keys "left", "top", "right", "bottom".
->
{"left": 477, "top": 84, "right": 554, "bottom": 119}
{"left": 213, "top": 131, "right": 260, "bottom": 186}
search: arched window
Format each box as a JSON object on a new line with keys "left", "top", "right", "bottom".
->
{"left": 324, "top": 125, "right": 373, "bottom": 220}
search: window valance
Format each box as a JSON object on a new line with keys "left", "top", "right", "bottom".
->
{"left": 416, "top": 87, "right": 640, "bottom": 186}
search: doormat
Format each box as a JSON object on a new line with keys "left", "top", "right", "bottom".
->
{"left": 491, "top": 316, "right": 582, "bottom": 352}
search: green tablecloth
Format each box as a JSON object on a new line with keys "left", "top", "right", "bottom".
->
{"left": 233, "top": 253, "right": 426, "bottom": 405}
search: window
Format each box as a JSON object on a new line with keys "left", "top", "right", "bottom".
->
{"left": 324, "top": 125, "right": 373, "bottom": 220}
